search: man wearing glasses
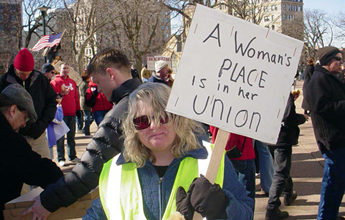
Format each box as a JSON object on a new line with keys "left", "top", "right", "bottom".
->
{"left": 0, "top": 48, "right": 57, "bottom": 159}
{"left": 42, "top": 63, "right": 56, "bottom": 81}
{"left": 0, "top": 84, "right": 63, "bottom": 220}
{"left": 304, "top": 46, "right": 345, "bottom": 220}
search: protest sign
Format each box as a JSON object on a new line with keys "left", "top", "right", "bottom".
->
{"left": 166, "top": 4, "right": 304, "bottom": 144}
{"left": 147, "top": 56, "right": 172, "bottom": 71}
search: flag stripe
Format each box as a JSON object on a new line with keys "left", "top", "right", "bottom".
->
{"left": 31, "top": 32, "right": 62, "bottom": 51}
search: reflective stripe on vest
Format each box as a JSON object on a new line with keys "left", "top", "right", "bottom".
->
{"left": 99, "top": 144, "right": 225, "bottom": 220}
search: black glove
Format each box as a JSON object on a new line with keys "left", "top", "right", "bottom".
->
{"left": 76, "top": 110, "right": 82, "bottom": 118}
{"left": 189, "top": 175, "right": 229, "bottom": 220}
{"left": 176, "top": 187, "right": 194, "bottom": 220}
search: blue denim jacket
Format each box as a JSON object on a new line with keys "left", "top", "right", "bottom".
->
{"left": 83, "top": 147, "right": 254, "bottom": 220}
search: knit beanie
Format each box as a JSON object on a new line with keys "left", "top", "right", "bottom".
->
{"left": 1, "top": 84, "right": 37, "bottom": 122}
{"left": 13, "top": 48, "right": 34, "bottom": 72}
{"left": 317, "top": 46, "right": 341, "bottom": 66}
{"left": 155, "top": 60, "right": 168, "bottom": 73}
{"left": 42, "top": 63, "right": 55, "bottom": 73}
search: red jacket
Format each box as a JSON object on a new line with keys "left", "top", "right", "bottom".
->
{"left": 50, "top": 75, "right": 80, "bottom": 116}
{"left": 209, "top": 126, "right": 255, "bottom": 160}
{"left": 86, "top": 81, "right": 113, "bottom": 113}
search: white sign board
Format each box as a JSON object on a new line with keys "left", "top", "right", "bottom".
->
{"left": 166, "top": 4, "right": 304, "bottom": 144}
{"left": 147, "top": 56, "right": 172, "bottom": 71}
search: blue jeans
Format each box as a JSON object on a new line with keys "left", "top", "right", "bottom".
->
{"left": 255, "top": 140, "right": 274, "bottom": 193}
{"left": 93, "top": 110, "right": 108, "bottom": 126}
{"left": 83, "top": 110, "right": 92, "bottom": 135}
{"left": 56, "top": 115, "right": 77, "bottom": 162}
{"left": 266, "top": 145, "right": 293, "bottom": 210}
{"left": 317, "top": 148, "right": 345, "bottom": 220}
{"left": 76, "top": 111, "right": 84, "bottom": 130}
{"left": 231, "top": 159, "right": 256, "bottom": 201}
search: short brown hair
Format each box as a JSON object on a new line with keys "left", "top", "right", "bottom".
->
{"left": 306, "top": 57, "right": 316, "bottom": 66}
{"left": 87, "top": 47, "right": 131, "bottom": 76}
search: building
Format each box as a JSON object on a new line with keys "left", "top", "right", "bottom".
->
{"left": 0, "top": 0, "right": 21, "bottom": 74}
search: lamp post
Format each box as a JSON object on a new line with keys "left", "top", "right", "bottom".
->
{"left": 38, "top": 5, "right": 51, "bottom": 63}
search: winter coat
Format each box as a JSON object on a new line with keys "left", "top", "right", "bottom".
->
{"left": 0, "top": 113, "right": 63, "bottom": 220}
{"left": 272, "top": 93, "right": 306, "bottom": 147}
{"left": 79, "top": 80, "right": 92, "bottom": 111}
{"left": 50, "top": 75, "right": 80, "bottom": 116}
{"left": 209, "top": 126, "right": 255, "bottom": 160}
{"left": 0, "top": 65, "right": 57, "bottom": 139}
{"left": 301, "top": 64, "right": 315, "bottom": 110}
{"left": 40, "top": 78, "right": 142, "bottom": 212}
{"left": 304, "top": 65, "right": 345, "bottom": 151}
{"left": 84, "top": 147, "right": 254, "bottom": 220}
{"left": 148, "top": 72, "right": 168, "bottom": 85}
{"left": 85, "top": 81, "right": 113, "bottom": 113}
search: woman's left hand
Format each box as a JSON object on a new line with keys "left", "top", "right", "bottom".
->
{"left": 176, "top": 175, "right": 229, "bottom": 220}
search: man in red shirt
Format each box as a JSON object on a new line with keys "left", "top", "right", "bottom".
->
{"left": 50, "top": 62, "right": 81, "bottom": 167}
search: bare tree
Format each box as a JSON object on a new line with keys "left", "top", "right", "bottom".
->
{"left": 58, "top": 0, "right": 115, "bottom": 72}
{"left": 304, "top": 9, "right": 333, "bottom": 58}
{"left": 163, "top": 0, "right": 274, "bottom": 43}
{"left": 331, "top": 11, "right": 345, "bottom": 43}
{"left": 21, "top": 0, "right": 59, "bottom": 48}
{"left": 101, "top": 0, "right": 171, "bottom": 70}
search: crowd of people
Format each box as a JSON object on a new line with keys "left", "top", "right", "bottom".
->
{"left": 0, "top": 45, "right": 344, "bottom": 220}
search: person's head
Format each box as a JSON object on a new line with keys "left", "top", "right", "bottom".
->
{"left": 81, "top": 70, "right": 90, "bottom": 82}
{"left": 131, "top": 64, "right": 136, "bottom": 70}
{"left": 0, "top": 84, "right": 37, "bottom": 132}
{"left": 42, "top": 63, "right": 55, "bottom": 80}
{"left": 13, "top": 48, "right": 34, "bottom": 81}
{"left": 306, "top": 57, "right": 316, "bottom": 66}
{"left": 144, "top": 64, "right": 147, "bottom": 68}
{"left": 155, "top": 60, "right": 169, "bottom": 78}
{"left": 59, "top": 62, "right": 70, "bottom": 78}
{"left": 317, "top": 46, "right": 342, "bottom": 74}
{"left": 87, "top": 47, "right": 132, "bottom": 101}
{"left": 122, "top": 83, "right": 204, "bottom": 167}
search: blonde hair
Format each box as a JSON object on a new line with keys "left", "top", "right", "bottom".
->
{"left": 122, "top": 83, "right": 204, "bottom": 167}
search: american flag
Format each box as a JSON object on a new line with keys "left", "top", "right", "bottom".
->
{"left": 31, "top": 32, "right": 62, "bottom": 51}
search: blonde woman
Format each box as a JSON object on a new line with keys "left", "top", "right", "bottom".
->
{"left": 84, "top": 83, "right": 254, "bottom": 220}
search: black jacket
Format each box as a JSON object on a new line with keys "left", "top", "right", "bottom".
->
{"left": 0, "top": 65, "right": 57, "bottom": 139}
{"left": 0, "top": 113, "right": 63, "bottom": 220}
{"left": 304, "top": 65, "right": 345, "bottom": 151}
{"left": 271, "top": 93, "right": 306, "bottom": 147}
{"left": 301, "top": 64, "right": 314, "bottom": 110}
{"left": 40, "top": 78, "right": 142, "bottom": 212}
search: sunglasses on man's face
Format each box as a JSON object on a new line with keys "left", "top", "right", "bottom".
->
{"left": 133, "top": 113, "right": 170, "bottom": 130}
{"left": 334, "top": 56, "right": 343, "bottom": 62}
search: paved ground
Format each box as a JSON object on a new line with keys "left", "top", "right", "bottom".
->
{"left": 53, "top": 80, "right": 345, "bottom": 219}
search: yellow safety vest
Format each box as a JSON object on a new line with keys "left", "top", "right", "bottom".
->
{"left": 99, "top": 144, "right": 225, "bottom": 220}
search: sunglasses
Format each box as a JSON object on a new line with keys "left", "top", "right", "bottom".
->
{"left": 133, "top": 113, "right": 170, "bottom": 130}
{"left": 334, "top": 57, "right": 342, "bottom": 61}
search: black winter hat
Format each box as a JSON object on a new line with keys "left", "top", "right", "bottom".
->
{"left": 317, "top": 46, "right": 341, "bottom": 66}
{"left": 42, "top": 63, "right": 55, "bottom": 74}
